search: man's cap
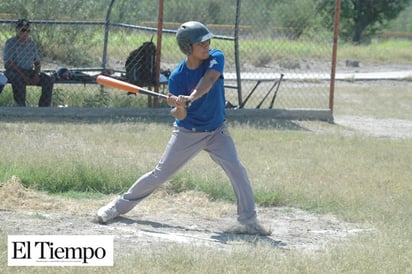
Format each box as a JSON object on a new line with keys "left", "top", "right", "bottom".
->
{"left": 16, "top": 19, "right": 30, "bottom": 28}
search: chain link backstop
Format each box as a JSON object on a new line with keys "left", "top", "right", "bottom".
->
{"left": 0, "top": 0, "right": 342, "bottom": 113}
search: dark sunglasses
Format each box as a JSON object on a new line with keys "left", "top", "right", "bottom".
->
{"left": 20, "top": 28, "right": 31, "bottom": 33}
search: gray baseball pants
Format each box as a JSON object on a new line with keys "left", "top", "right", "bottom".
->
{"left": 112, "top": 123, "right": 257, "bottom": 224}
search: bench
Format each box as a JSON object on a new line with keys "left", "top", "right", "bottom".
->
{"left": 0, "top": 68, "right": 170, "bottom": 107}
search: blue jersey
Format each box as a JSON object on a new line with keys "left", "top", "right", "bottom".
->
{"left": 168, "top": 49, "right": 226, "bottom": 131}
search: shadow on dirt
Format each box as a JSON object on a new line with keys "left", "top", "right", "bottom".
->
{"left": 211, "top": 233, "right": 287, "bottom": 248}
{"left": 115, "top": 216, "right": 287, "bottom": 249}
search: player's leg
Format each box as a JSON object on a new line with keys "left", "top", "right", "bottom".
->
{"left": 96, "top": 127, "right": 205, "bottom": 223}
{"left": 38, "top": 72, "right": 54, "bottom": 107}
{"left": 5, "top": 70, "right": 26, "bottom": 106}
{"left": 206, "top": 124, "right": 271, "bottom": 235}
{"left": 206, "top": 125, "right": 256, "bottom": 222}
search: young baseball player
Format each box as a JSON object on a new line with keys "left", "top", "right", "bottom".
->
{"left": 96, "top": 21, "right": 271, "bottom": 236}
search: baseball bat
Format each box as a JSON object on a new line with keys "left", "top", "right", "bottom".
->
{"left": 97, "top": 75, "right": 191, "bottom": 107}
{"left": 96, "top": 75, "right": 168, "bottom": 99}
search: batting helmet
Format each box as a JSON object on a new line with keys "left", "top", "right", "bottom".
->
{"left": 176, "top": 21, "right": 214, "bottom": 55}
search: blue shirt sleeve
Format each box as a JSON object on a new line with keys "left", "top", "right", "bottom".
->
{"left": 208, "top": 49, "right": 224, "bottom": 76}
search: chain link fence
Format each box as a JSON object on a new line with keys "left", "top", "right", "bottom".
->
{"left": 1, "top": 0, "right": 338, "bottom": 111}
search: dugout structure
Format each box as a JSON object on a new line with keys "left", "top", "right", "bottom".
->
{"left": 0, "top": 0, "right": 342, "bottom": 120}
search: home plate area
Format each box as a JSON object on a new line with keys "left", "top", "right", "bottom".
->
{"left": 0, "top": 205, "right": 372, "bottom": 257}
{"left": 95, "top": 207, "right": 370, "bottom": 254}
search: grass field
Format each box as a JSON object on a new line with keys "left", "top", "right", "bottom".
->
{"left": 0, "top": 80, "right": 411, "bottom": 273}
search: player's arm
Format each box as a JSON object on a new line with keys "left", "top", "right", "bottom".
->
{"left": 6, "top": 60, "right": 31, "bottom": 83}
{"left": 188, "top": 69, "right": 221, "bottom": 102}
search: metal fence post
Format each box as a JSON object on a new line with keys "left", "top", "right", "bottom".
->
{"left": 102, "top": 0, "right": 116, "bottom": 70}
{"left": 329, "top": 0, "right": 341, "bottom": 113}
{"left": 234, "top": 0, "right": 242, "bottom": 106}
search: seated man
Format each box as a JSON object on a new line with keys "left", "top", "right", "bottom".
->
{"left": 3, "top": 19, "right": 54, "bottom": 107}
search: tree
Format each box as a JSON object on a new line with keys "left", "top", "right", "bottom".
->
{"left": 317, "top": 0, "right": 411, "bottom": 43}
{"left": 271, "top": 0, "right": 320, "bottom": 40}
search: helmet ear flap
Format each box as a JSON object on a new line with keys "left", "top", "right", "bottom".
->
{"left": 177, "top": 37, "right": 192, "bottom": 55}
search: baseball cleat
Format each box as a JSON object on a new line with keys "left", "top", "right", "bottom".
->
{"left": 225, "top": 220, "right": 272, "bottom": 236}
{"left": 95, "top": 201, "right": 119, "bottom": 224}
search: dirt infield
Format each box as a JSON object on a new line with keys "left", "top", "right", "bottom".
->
{"left": 0, "top": 177, "right": 370, "bottom": 256}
